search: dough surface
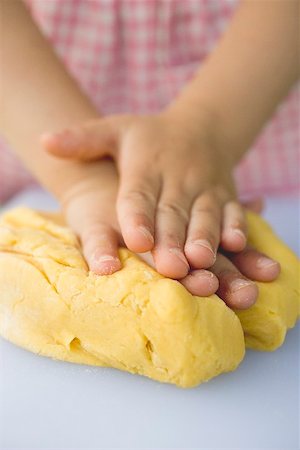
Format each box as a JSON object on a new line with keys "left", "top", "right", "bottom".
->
{"left": 236, "top": 213, "right": 299, "bottom": 350}
{"left": 0, "top": 208, "right": 299, "bottom": 387}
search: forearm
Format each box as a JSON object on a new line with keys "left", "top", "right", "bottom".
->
{"left": 0, "top": 0, "right": 104, "bottom": 198}
{"left": 166, "top": 0, "right": 300, "bottom": 165}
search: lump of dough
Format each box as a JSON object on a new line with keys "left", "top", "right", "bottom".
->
{"left": 0, "top": 208, "right": 299, "bottom": 387}
{"left": 0, "top": 208, "right": 244, "bottom": 388}
{"left": 235, "top": 212, "right": 299, "bottom": 350}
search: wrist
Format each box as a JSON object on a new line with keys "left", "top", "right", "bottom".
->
{"left": 160, "top": 99, "right": 238, "bottom": 171}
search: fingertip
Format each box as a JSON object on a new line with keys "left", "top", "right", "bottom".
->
{"left": 185, "top": 239, "right": 216, "bottom": 269}
{"left": 41, "top": 129, "right": 78, "bottom": 156}
{"left": 124, "top": 225, "right": 154, "bottom": 253}
{"left": 88, "top": 253, "right": 122, "bottom": 276}
{"left": 153, "top": 247, "right": 190, "bottom": 279}
{"left": 180, "top": 269, "right": 219, "bottom": 296}
{"left": 227, "top": 279, "right": 259, "bottom": 310}
{"left": 222, "top": 228, "right": 247, "bottom": 252}
{"left": 256, "top": 257, "right": 281, "bottom": 281}
{"left": 233, "top": 251, "right": 281, "bottom": 282}
{"left": 138, "top": 225, "right": 154, "bottom": 244}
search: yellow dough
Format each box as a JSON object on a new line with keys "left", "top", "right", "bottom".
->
{"left": 0, "top": 208, "right": 299, "bottom": 387}
{"left": 236, "top": 213, "right": 300, "bottom": 350}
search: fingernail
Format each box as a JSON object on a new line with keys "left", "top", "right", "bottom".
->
{"left": 91, "top": 252, "right": 119, "bottom": 264}
{"left": 230, "top": 278, "right": 253, "bottom": 292}
{"left": 256, "top": 256, "right": 278, "bottom": 269}
{"left": 191, "top": 239, "right": 216, "bottom": 259}
{"left": 190, "top": 270, "right": 216, "bottom": 290}
{"left": 169, "top": 247, "right": 189, "bottom": 268}
{"left": 99, "top": 255, "right": 120, "bottom": 263}
{"left": 191, "top": 269, "right": 214, "bottom": 279}
{"left": 90, "top": 253, "right": 121, "bottom": 275}
{"left": 138, "top": 225, "right": 154, "bottom": 244}
{"left": 231, "top": 228, "right": 246, "bottom": 240}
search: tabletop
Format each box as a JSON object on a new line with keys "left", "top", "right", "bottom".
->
{"left": 0, "top": 189, "right": 299, "bottom": 450}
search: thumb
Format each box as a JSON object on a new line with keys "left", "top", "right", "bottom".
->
{"left": 40, "top": 117, "right": 123, "bottom": 161}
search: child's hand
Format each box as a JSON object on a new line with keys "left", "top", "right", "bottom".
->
{"left": 42, "top": 112, "right": 247, "bottom": 280}
{"left": 60, "top": 161, "right": 123, "bottom": 276}
{"left": 61, "top": 161, "right": 279, "bottom": 310}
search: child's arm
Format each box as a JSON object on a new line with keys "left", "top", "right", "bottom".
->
{"left": 167, "top": 0, "right": 300, "bottom": 165}
{"left": 0, "top": 0, "right": 103, "bottom": 198}
{"left": 44, "top": 0, "right": 299, "bottom": 279}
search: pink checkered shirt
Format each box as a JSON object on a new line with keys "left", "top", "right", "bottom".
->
{"left": 1, "top": 0, "right": 299, "bottom": 203}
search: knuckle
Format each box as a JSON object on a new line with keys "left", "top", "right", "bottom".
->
{"left": 193, "top": 204, "right": 215, "bottom": 215}
{"left": 121, "top": 188, "right": 156, "bottom": 206}
{"left": 225, "top": 201, "right": 246, "bottom": 219}
{"left": 193, "top": 190, "right": 222, "bottom": 208}
{"left": 227, "top": 200, "right": 242, "bottom": 209}
{"left": 81, "top": 222, "right": 109, "bottom": 243}
{"left": 193, "top": 205, "right": 220, "bottom": 223}
{"left": 218, "top": 269, "right": 239, "bottom": 280}
{"left": 193, "top": 228, "right": 218, "bottom": 245}
{"left": 158, "top": 201, "right": 189, "bottom": 221}
{"left": 165, "top": 231, "right": 180, "bottom": 244}
{"left": 213, "top": 186, "right": 232, "bottom": 203}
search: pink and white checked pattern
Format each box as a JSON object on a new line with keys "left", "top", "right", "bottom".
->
{"left": 0, "top": 0, "right": 299, "bottom": 203}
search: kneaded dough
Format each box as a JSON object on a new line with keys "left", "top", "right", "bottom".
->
{"left": 236, "top": 213, "right": 299, "bottom": 350}
{"left": 0, "top": 208, "right": 298, "bottom": 387}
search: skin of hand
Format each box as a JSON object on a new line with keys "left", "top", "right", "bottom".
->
{"left": 42, "top": 111, "right": 247, "bottom": 280}
{"left": 61, "top": 159, "right": 280, "bottom": 310}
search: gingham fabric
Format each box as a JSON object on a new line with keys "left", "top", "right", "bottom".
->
{"left": 1, "top": 0, "right": 299, "bottom": 203}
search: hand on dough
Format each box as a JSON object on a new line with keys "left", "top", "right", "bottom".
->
{"left": 42, "top": 113, "right": 248, "bottom": 279}
{"left": 57, "top": 159, "right": 280, "bottom": 310}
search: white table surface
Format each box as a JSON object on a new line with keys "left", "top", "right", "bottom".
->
{"left": 0, "top": 189, "right": 299, "bottom": 450}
